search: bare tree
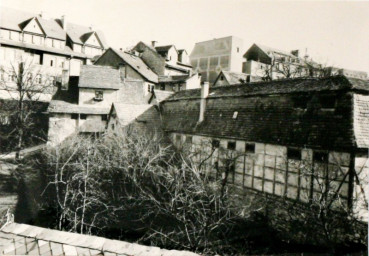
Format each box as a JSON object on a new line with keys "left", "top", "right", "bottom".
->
{"left": 0, "top": 58, "right": 54, "bottom": 158}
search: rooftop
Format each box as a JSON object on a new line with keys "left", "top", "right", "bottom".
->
{"left": 0, "top": 222, "right": 198, "bottom": 256}
{"left": 78, "top": 65, "right": 121, "bottom": 89}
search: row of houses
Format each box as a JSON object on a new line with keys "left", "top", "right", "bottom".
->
{"left": 189, "top": 36, "right": 368, "bottom": 85}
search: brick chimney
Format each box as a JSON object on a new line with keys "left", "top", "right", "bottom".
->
{"left": 61, "top": 15, "right": 67, "bottom": 31}
{"left": 199, "top": 82, "right": 209, "bottom": 123}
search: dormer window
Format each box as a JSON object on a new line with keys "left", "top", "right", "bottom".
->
{"left": 94, "top": 90, "right": 103, "bottom": 101}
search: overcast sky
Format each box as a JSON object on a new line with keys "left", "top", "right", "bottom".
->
{"left": 1, "top": 0, "right": 368, "bottom": 72}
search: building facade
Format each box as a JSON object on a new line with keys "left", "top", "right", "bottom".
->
{"left": 189, "top": 36, "right": 244, "bottom": 84}
{"left": 0, "top": 7, "right": 107, "bottom": 85}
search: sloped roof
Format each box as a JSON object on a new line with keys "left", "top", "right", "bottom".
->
{"left": 0, "top": 39, "right": 88, "bottom": 59}
{"left": 165, "top": 76, "right": 369, "bottom": 102}
{"left": 65, "top": 22, "right": 107, "bottom": 48}
{"left": 0, "top": 223, "right": 198, "bottom": 256}
{"left": 155, "top": 45, "right": 177, "bottom": 54}
{"left": 161, "top": 76, "right": 369, "bottom": 151}
{"left": 112, "top": 103, "right": 153, "bottom": 124}
{"left": 214, "top": 70, "right": 248, "bottom": 85}
{"left": 0, "top": 7, "right": 66, "bottom": 40}
{"left": 153, "top": 90, "right": 174, "bottom": 102}
{"left": 110, "top": 48, "right": 159, "bottom": 83}
{"left": 78, "top": 65, "right": 121, "bottom": 89}
{"left": 48, "top": 100, "right": 110, "bottom": 114}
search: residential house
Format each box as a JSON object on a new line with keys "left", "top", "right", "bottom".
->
{"left": 47, "top": 56, "right": 167, "bottom": 144}
{"left": 131, "top": 41, "right": 199, "bottom": 92}
{"left": 159, "top": 76, "right": 369, "bottom": 221}
{"left": 242, "top": 43, "right": 316, "bottom": 81}
{"left": 0, "top": 7, "right": 107, "bottom": 84}
{"left": 189, "top": 36, "right": 244, "bottom": 84}
{"left": 0, "top": 222, "right": 198, "bottom": 256}
{"left": 213, "top": 70, "right": 261, "bottom": 86}
{"left": 325, "top": 67, "right": 368, "bottom": 80}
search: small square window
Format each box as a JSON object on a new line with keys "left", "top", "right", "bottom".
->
{"left": 227, "top": 141, "right": 236, "bottom": 150}
{"left": 175, "top": 134, "right": 181, "bottom": 142}
{"left": 101, "top": 114, "right": 108, "bottom": 121}
{"left": 313, "top": 152, "right": 328, "bottom": 163}
{"left": 245, "top": 143, "right": 255, "bottom": 153}
{"left": 94, "top": 90, "right": 103, "bottom": 101}
{"left": 71, "top": 114, "right": 78, "bottom": 120}
{"left": 212, "top": 139, "right": 220, "bottom": 148}
{"left": 185, "top": 136, "right": 192, "bottom": 143}
{"left": 80, "top": 114, "right": 87, "bottom": 120}
{"left": 287, "top": 148, "right": 301, "bottom": 160}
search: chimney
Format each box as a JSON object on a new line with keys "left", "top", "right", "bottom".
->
{"left": 151, "top": 41, "right": 157, "bottom": 47}
{"left": 61, "top": 15, "right": 67, "bottom": 31}
{"left": 199, "top": 82, "right": 209, "bottom": 123}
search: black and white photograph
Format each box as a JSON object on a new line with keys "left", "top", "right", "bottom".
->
{"left": 0, "top": 0, "right": 368, "bottom": 255}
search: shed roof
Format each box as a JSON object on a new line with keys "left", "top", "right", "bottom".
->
{"left": 0, "top": 223, "right": 198, "bottom": 256}
{"left": 78, "top": 65, "right": 121, "bottom": 89}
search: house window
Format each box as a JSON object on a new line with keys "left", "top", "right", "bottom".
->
{"left": 313, "top": 152, "right": 328, "bottom": 163}
{"left": 80, "top": 114, "right": 87, "bottom": 120}
{"left": 185, "top": 135, "right": 193, "bottom": 144}
{"left": 220, "top": 75, "right": 224, "bottom": 81}
{"left": 52, "top": 40, "right": 55, "bottom": 48}
{"left": 320, "top": 95, "right": 336, "bottom": 109}
{"left": 101, "top": 114, "right": 108, "bottom": 121}
{"left": 245, "top": 143, "right": 255, "bottom": 153}
{"left": 71, "top": 114, "right": 78, "bottom": 120}
{"left": 160, "top": 84, "right": 165, "bottom": 90}
{"left": 32, "top": 35, "right": 35, "bottom": 44}
{"left": 246, "top": 75, "right": 251, "bottom": 83}
{"left": 227, "top": 141, "right": 236, "bottom": 150}
{"left": 237, "top": 47, "right": 239, "bottom": 53}
{"left": 94, "top": 90, "right": 103, "bottom": 101}
{"left": 212, "top": 139, "right": 220, "bottom": 148}
{"left": 26, "top": 73, "right": 33, "bottom": 83}
{"left": 9, "top": 72, "right": 16, "bottom": 82}
{"left": 293, "top": 96, "right": 309, "bottom": 109}
{"left": 287, "top": 148, "right": 301, "bottom": 160}
{"left": 148, "top": 84, "right": 154, "bottom": 92}
{"left": 50, "top": 60, "right": 54, "bottom": 67}
{"left": 175, "top": 134, "right": 181, "bottom": 142}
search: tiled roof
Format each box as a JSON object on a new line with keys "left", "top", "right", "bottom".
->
{"left": 255, "top": 43, "right": 296, "bottom": 58}
{"left": 0, "top": 223, "right": 198, "bottom": 256}
{"left": 79, "top": 66, "right": 121, "bottom": 89}
{"left": 0, "top": 39, "right": 88, "bottom": 59}
{"left": 112, "top": 103, "right": 153, "bottom": 125}
{"left": 165, "top": 63, "right": 190, "bottom": 73}
{"left": 353, "top": 94, "right": 369, "bottom": 148}
{"left": 0, "top": 7, "right": 107, "bottom": 48}
{"left": 165, "top": 76, "right": 369, "bottom": 102}
{"left": 48, "top": 100, "right": 110, "bottom": 114}
{"left": 65, "top": 22, "right": 107, "bottom": 48}
{"left": 111, "top": 48, "right": 159, "bottom": 83}
{"left": 161, "top": 76, "right": 369, "bottom": 151}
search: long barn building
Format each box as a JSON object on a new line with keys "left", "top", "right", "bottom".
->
{"left": 158, "top": 76, "right": 369, "bottom": 221}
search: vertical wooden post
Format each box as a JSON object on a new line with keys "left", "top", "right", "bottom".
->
{"left": 347, "top": 151, "right": 355, "bottom": 210}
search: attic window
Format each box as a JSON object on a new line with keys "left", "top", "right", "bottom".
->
{"left": 94, "top": 90, "right": 103, "bottom": 101}
{"left": 232, "top": 111, "right": 238, "bottom": 119}
{"left": 320, "top": 95, "right": 336, "bottom": 109}
{"left": 227, "top": 141, "right": 236, "bottom": 150}
{"left": 80, "top": 114, "right": 87, "bottom": 120}
{"left": 245, "top": 143, "right": 255, "bottom": 153}
{"left": 287, "top": 148, "right": 301, "bottom": 160}
{"left": 220, "top": 75, "right": 224, "bottom": 81}
{"left": 71, "top": 114, "right": 78, "bottom": 120}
